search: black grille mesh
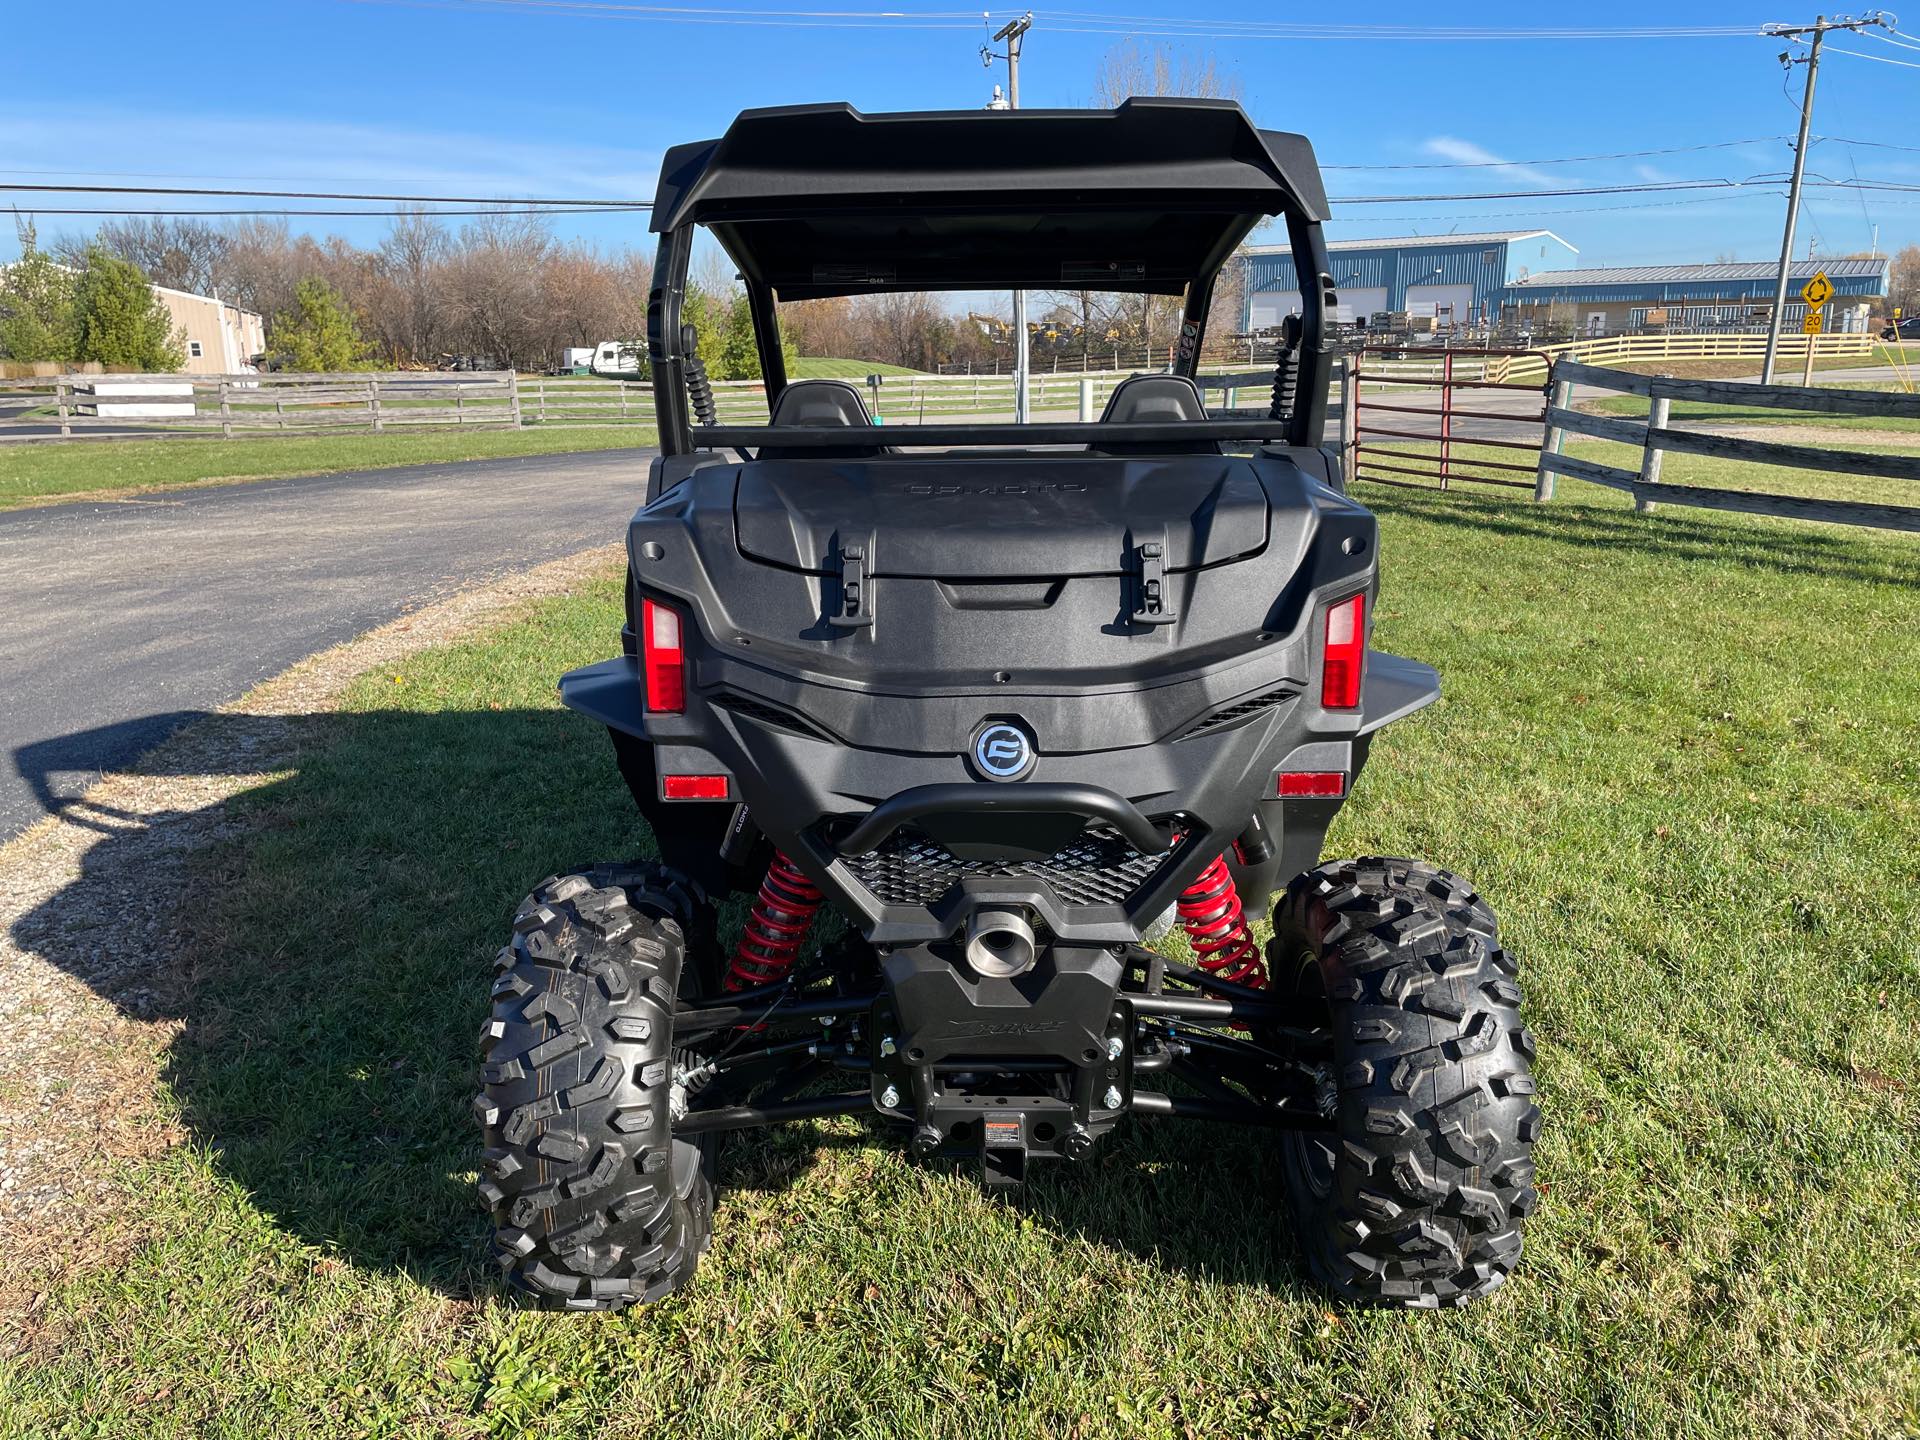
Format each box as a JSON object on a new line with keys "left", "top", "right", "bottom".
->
{"left": 1183, "top": 685, "right": 1295, "bottom": 737}
{"left": 714, "top": 693, "right": 830, "bottom": 741}
{"left": 843, "top": 828, "right": 1166, "bottom": 908}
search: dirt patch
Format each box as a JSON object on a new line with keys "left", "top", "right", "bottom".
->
{"left": 0, "top": 543, "right": 622, "bottom": 1335}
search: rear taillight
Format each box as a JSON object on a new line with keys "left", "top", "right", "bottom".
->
{"left": 1277, "top": 771, "right": 1346, "bottom": 799}
{"left": 1321, "top": 593, "right": 1366, "bottom": 710}
{"left": 641, "top": 598, "right": 686, "bottom": 713}
{"left": 662, "top": 773, "right": 729, "bottom": 800}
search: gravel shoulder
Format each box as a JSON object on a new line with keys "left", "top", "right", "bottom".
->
{"left": 0, "top": 545, "right": 622, "bottom": 1336}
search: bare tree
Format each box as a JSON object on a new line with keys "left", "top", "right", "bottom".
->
{"left": 374, "top": 208, "right": 450, "bottom": 365}
{"left": 1086, "top": 42, "right": 1246, "bottom": 353}
{"left": 1091, "top": 40, "right": 1243, "bottom": 107}
{"left": 781, "top": 296, "right": 860, "bottom": 358}
{"left": 442, "top": 209, "right": 553, "bottom": 366}
{"left": 1891, "top": 243, "right": 1920, "bottom": 318}
{"left": 84, "top": 217, "right": 231, "bottom": 295}
{"left": 857, "top": 291, "right": 951, "bottom": 371}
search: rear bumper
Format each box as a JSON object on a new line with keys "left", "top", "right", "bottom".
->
{"left": 1356, "top": 653, "right": 1441, "bottom": 735}
{"left": 557, "top": 649, "right": 1439, "bottom": 745}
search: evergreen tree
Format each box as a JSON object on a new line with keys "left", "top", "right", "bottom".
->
{"left": 270, "top": 278, "right": 375, "bottom": 371}
{"left": 70, "top": 247, "right": 184, "bottom": 370}
{"left": 0, "top": 224, "right": 77, "bottom": 363}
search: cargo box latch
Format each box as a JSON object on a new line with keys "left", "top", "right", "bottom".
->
{"left": 830, "top": 539, "right": 874, "bottom": 628}
{"left": 1131, "top": 539, "right": 1177, "bottom": 626}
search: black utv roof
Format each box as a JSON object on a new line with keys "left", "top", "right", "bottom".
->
{"left": 651, "top": 99, "right": 1328, "bottom": 299}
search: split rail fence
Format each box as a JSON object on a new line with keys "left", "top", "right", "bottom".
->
{"left": 1536, "top": 360, "right": 1920, "bottom": 533}
{"left": 1, "top": 367, "right": 1284, "bottom": 442}
{"left": 0, "top": 370, "right": 519, "bottom": 440}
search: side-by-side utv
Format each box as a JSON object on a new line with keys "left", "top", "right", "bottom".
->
{"left": 475, "top": 100, "right": 1539, "bottom": 1312}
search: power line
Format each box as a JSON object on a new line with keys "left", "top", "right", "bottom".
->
{"left": 1033, "top": 11, "right": 1763, "bottom": 37}
{"left": 5, "top": 206, "right": 638, "bottom": 217}
{"left": 1322, "top": 137, "right": 1786, "bottom": 170}
{"left": 0, "top": 181, "right": 648, "bottom": 207}
{"left": 332, "top": 0, "right": 1770, "bottom": 38}
{"left": 1324, "top": 193, "right": 1789, "bottom": 223}
{"left": 1825, "top": 43, "right": 1920, "bottom": 66}
{"left": 336, "top": 0, "right": 984, "bottom": 28}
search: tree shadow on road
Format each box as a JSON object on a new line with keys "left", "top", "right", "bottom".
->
{"left": 12, "top": 706, "right": 1316, "bottom": 1303}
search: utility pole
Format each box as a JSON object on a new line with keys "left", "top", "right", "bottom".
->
{"left": 1759, "top": 12, "right": 1888, "bottom": 383}
{"left": 984, "top": 11, "right": 1034, "bottom": 421}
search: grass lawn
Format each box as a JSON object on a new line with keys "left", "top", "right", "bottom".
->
{"left": 0, "top": 427, "right": 658, "bottom": 510}
{"left": 1581, "top": 393, "right": 1920, "bottom": 434}
{"left": 3, "top": 481, "right": 1918, "bottom": 1437}
{"left": 1603, "top": 344, "right": 1920, "bottom": 382}
{"left": 790, "top": 357, "right": 930, "bottom": 379}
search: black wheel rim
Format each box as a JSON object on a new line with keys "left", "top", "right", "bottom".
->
{"left": 1278, "top": 938, "right": 1338, "bottom": 1199}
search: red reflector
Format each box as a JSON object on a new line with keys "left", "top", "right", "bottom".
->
{"left": 662, "top": 773, "right": 729, "bottom": 800}
{"left": 641, "top": 598, "right": 686, "bottom": 713}
{"left": 1277, "top": 771, "right": 1346, "bottom": 798}
{"left": 1321, "top": 593, "right": 1366, "bottom": 710}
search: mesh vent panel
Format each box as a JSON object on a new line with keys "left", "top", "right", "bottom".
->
{"left": 843, "top": 829, "right": 1166, "bottom": 908}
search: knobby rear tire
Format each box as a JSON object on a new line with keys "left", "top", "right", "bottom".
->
{"left": 1270, "top": 858, "right": 1539, "bottom": 1308}
{"left": 475, "top": 864, "right": 714, "bottom": 1311}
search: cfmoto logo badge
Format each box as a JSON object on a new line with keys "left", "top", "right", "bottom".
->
{"left": 970, "top": 720, "right": 1037, "bottom": 782}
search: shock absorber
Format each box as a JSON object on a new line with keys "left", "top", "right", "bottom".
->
{"left": 1176, "top": 854, "right": 1267, "bottom": 988}
{"left": 724, "top": 851, "right": 824, "bottom": 992}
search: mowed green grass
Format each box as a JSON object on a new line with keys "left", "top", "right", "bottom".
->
{"left": 0, "top": 427, "right": 661, "bottom": 510}
{"left": 1583, "top": 392, "right": 1920, "bottom": 433}
{"left": 3, "top": 482, "right": 1918, "bottom": 1438}
{"left": 790, "top": 357, "right": 930, "bottom": 379}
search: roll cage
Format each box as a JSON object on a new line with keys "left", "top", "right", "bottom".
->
{"left": 645, "top": 99, "right": 1337, "bottom": 456}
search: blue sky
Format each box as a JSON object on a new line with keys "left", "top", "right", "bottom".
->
{"left": 5, "top": 2, "right": 1919, "bottom": 270}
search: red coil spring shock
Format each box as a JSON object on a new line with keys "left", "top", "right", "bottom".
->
{"left": 1176, "top": 853, "right": 1267, "bottom": 988}
{"left": 724, "top": 850, "right": 825, "bottom": 992}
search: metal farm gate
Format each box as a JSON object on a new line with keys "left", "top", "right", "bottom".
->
{"left": 1346, "top": 346, "right": 1551, "bottom": 492}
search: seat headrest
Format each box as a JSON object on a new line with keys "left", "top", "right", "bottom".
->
{"left": 1098, "top": 374, "right": 1208, "bottom": 426}
{"left": 769, "top": 379, "right": 874, "bottom": 428}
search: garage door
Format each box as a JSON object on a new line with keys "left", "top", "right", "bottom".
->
{"left": 1251, "top": 285, "right": 1391, "bottom": 328}
{"left": 1334, "top": 286, "right": 1389, "bottom": 324}
{"left": 1404, "top": 283, "right": 1475, "bottom": 327}
{"left": 1248, "top": 288, "right": 1301, "bottom": 329}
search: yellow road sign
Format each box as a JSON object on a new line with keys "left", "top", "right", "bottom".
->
{"left": 1802, "top": 311, "right": 1824, "bottom": 335}
{"left": 1801, "top": 271, "right": 1834, "bottom": 307}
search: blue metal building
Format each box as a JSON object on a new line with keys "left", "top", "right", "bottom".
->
{"left": 1499, "top": 257, "right": 1888, "bottom": 334}
{"left": 1240, "top": 230, "right": 1578, "bottom": 330}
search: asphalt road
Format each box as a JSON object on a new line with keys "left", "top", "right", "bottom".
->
{"left": 0, "top": 447, "right": 657, "bottom": 840}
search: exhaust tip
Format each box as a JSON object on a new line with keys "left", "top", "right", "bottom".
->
{"left": 964, "top": 909, "right": 1038, "bottom": 978}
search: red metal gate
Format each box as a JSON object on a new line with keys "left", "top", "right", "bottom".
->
{"left": 1347, "top": 346, "right": 1550, "bottom": 492}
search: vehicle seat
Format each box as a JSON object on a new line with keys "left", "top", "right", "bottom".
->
{"left": 1094, "top": 373, "right": 1218, "bottom": 454}
{"left": 758, "top": 379, "right": 888, "bottom": 460}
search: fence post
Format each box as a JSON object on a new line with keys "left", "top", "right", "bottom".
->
{"left": 1338, "top": 357, "right": 1359, "bottom": 480}
{"left": 370, "top": 376, "right": 384, "bottom": 433}
{"left": 507, "top": 372, "right": 523, "bottom": 430}
{"left": 1534, "top": 364, "right": 1571, "bottom": 501}
{"left": 1635, "top": 393, "right": 1670, "bottom": 515}
{"left": 56, "top": 375, "right": 71, "bottom": 438}
{"left": 1078, "top": 377, "right": 1094, "bottom": 422}
{"left": 219, "top": 378, "right": 233, "bottom": 439}
{"left": 1438, "top": 350, "right": 1454, "bottom": 490}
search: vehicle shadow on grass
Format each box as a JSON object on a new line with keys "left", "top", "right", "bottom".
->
{"left": 12, "top": 707, "right": 1312, "bottom": 1302}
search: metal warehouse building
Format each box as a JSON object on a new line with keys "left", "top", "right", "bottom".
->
{"left": 1499, "top": 257, "right": 1888, "bottom": 336}
{"left": 1240, "top": 229, "right": 1579, "bottom": 330}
